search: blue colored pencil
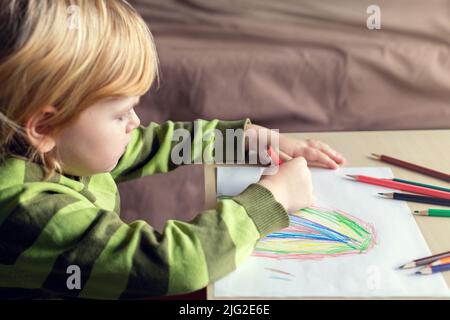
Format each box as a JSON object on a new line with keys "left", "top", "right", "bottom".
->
{"left": 416, "top": 263, "right": 450, "bottom": 275}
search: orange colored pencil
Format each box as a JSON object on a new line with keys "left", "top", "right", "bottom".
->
{"left": 429, "top": 256, "right": 450, "bottom": 267}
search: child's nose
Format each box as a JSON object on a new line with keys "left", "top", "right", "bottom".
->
{"left": 126, "top": 111, "right": 140, "bottom": 133}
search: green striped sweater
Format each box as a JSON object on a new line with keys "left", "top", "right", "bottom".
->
{"left": 0, "top": 118, "right": 289, "bottom": 299}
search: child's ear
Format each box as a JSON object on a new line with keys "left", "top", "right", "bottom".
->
{"left": 26, "top": 105, "right": 57, "bottom": 153}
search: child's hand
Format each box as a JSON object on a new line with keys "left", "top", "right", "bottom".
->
{"left": 245, "top": 124, "right": 346, "bottom": 169}
{"left": 258, "top": 157, "right": 314, "bottom": 213}
{"left": 279, "top": 135, "right": 345, "bottom": 169}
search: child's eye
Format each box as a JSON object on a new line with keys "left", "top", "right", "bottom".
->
{"left": 117, "top": 108, "right": 134, "bottom": 122}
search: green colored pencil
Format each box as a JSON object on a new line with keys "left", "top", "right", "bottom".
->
{"left": 413, "top": 209, "right": 450, "bottom": 217}
{"left": 392, "top": 178, "right": 450, "bottom": 193}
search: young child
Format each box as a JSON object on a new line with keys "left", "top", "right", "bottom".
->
{"left": 0, "top": 1, "right": 345, "bottom": 299}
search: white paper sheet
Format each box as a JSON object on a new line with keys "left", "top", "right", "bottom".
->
{"left": 214, "top": 166, "right": 450, "bottom": 297}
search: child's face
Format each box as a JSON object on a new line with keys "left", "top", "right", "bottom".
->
{"left": 54, "top": 96, "right": 141, "bottom": 177}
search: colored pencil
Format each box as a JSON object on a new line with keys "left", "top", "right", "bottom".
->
{"left": 416, "top": 263, "right": 450, "bottom": 275}
{"left": 346, "top": 175, "right": 450, "bottom": 200}
{"left": 398, "top": 250, "right": 450, "bottom": 269}
{"left": 413, "top": 209, "right": 450, "bottom": 218}
{"left": 388, "top": 178, "right": 450, "bottom": 193}
{"left": 267, "top": 146, "right": 292, "bottom": 165}
{"left": 378, "top": 192, "right": 450, "bottom": 207}
{"left": 267, "top": 146, "right": 282, "bottom": 165}
{"left": 371, "top": 153, "right": 450, "bottom": 182}
{"left": 429, "top": 256, "right": 450, "bottom": 267}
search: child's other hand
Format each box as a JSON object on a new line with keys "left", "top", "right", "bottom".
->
{"left": 245, "top": 124, "right": 346, "bottom": 169}
{"left": 258, "top": 157, "right": 314, "bottom": 213}
{"left": 279, "top": 136, "right": 346, "bottom": 170}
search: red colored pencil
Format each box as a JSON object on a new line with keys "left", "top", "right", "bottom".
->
{"left": 267, "top": 146, "right": 292, "bottom": 165}
{"left": 371, "top": 153, "right": 450, "bottom": 182}
{"left": 347, "top": 175, "right": 450, "bottom": 200}
{"left": 267, "top": 146, "right": 282, "bottom": 165}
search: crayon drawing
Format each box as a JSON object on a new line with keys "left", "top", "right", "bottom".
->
{"left": 215, "top": 166, "right": 450, "bottom": 297}
{"left": 253, "top": 207, "right": 377, "bottom": 260}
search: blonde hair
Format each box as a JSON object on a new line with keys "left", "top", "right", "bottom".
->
{"left": 0, "top": 0, "right": 159, "bottom": 177}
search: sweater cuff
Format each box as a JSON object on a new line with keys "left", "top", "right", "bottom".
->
{"left": 231, "top": 183, "right": 289, "bottom": 237}
{"left": 215, "top": 118, "right": 251, "bottom": 164}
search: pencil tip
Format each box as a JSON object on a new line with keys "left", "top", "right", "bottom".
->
{"left": 370, "top": 153, "right": 381, "bottom": 159}
{"left": 415, "top": 267, "right": 431, "bottom": 275}
{"left": 378, "top": 192, "right": 393, "bottom": 198}
{"left": 346, "top": 175, "right": 357, "bottom": 179}
{"left": 399, "top": 262, "right": 415, "bottom": 269}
